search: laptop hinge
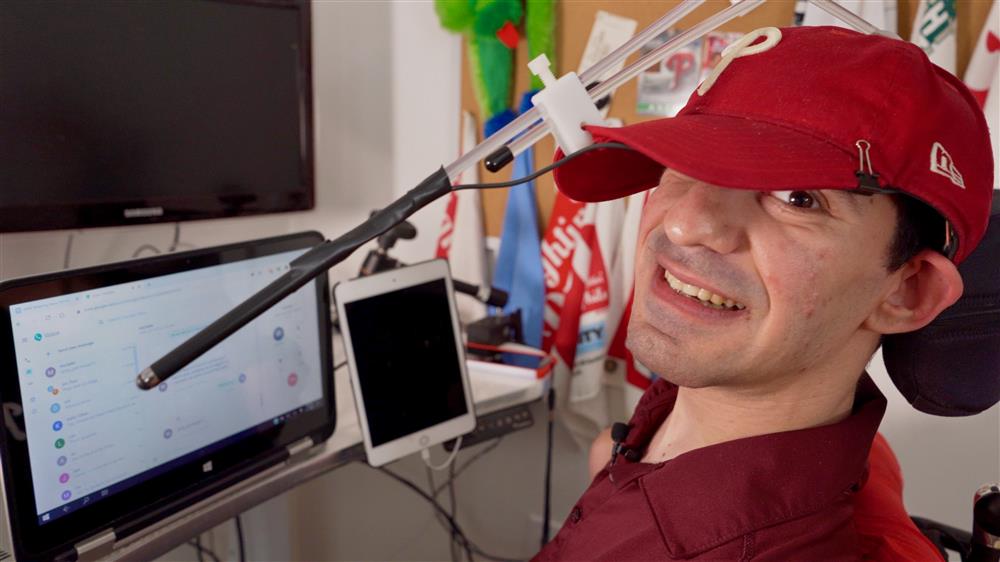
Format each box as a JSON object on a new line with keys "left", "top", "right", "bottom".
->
{"left": 75, "top": 528, "right": 115, "bottom": 561}
{"left": 286, "top": 436, "right": 314, "bottom": 460}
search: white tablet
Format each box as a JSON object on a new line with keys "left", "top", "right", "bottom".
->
{"left": 334, "top": 259, "right": 475, "bottom": 467}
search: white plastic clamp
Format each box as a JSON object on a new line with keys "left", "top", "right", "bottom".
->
{"left": 528, "top": 54, "right": 605, "bottom": 154}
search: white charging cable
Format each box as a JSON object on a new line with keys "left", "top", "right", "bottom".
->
{"left": 421, "top": 436, "right": 463, "bottom": 471}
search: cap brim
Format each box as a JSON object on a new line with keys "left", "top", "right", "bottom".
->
{"left": 554, "top": 115, "right": 860, "bottom": 202}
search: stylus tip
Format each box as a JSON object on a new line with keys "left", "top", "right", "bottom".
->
{"left": 136, "top": 368, "right": 161, "bottom": 390}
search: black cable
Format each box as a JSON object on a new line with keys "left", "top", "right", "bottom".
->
{"left": 541, "top": 388, "right": 555, "bottom": 548}
{"left": 63, "top": 233, "right": 74, "bottom": 269}
{"left": 168, "top": 222, "right": 182, "bottom": 253}
{"left": 132, "top": 244, "right": 161, "bottom": 258}
{"left": 187, "top": 539, "right": 220, "bottom": 562}
{"left": 452, "top": 142, "right": 632, "bottom": 192}
{"left": 428, "top": 439, "right": 505, "bottom": 561}
{"left": 425, "top": 466, "right": 459, "bottom": 562}
{"left": 234, "top": 515, "right": 246, "bottom": 562}
{"left": 194, "top": 535, "right": 204, "bottom": 562}
{"left": 432, "top": 438, "right": 503, "bottom": 498}
{"left": 373, "top": 466, "right": 525, "bottom": 562}
{"left": 333, "top": 360, "right": 347, "bottom": 372}
{"left": 448, "top": 455, "right": 473, "bottom": 562}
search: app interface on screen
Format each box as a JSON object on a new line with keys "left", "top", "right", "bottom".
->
{"left": 9, "top": 250, "right": 325, "bottom": 523}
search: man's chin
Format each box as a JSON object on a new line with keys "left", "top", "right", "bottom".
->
{"left": 626, "top": 323, "right": 729, "bottom": 389}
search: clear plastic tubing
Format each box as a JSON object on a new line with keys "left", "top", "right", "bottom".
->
{"left": 504, "top": 0, "right": 767, "bottom": 160}
{"left": 448, "top": 0, "right": 886, "bottom": 174}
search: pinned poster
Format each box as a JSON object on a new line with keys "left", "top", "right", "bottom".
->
{"left": 910, "top": 0, "right": 957, "bottom": 75}
{"left": 794, "top": 0, "right": 897, "bottom": 35}
{"left": 636, "top": 30, "right": 742, "bottom": 116}
{"left": 578, "top": 11, "right": 637, "bottom": 118}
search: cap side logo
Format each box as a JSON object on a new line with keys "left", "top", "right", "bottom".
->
{"left": 930, "top": 142, "right": 965, "bottom": 189}
{"left": 698, "top": 27, "right": 782, "bottom": 96}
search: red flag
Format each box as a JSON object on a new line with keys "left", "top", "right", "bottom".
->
{"left": 964, "top": 1, "right": 999, "bottom": 107}
{"left": 541, "top": 195, "right": 593, "bottom": 366}
{"left": 435, "top": 193, "right": 459, "bottom": 259}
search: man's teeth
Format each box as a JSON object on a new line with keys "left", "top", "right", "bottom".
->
{"left": 664, "top": 271, "right": 745, "bottom": 311}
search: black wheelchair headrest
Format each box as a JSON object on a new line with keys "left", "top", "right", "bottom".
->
{"left": 883, "top": 194, "right": 1000, "bottom": 416}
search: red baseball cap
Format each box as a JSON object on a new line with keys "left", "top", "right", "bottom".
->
{"left": 553, "top": 25, "right": 994, "bottom": 263}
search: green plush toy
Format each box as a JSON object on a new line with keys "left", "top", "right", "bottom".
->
{"left": 525, "top": 0, "right": 556, "bottom": 91}
{"left": 435, "top": 0, "right": 556, "bottom": 135}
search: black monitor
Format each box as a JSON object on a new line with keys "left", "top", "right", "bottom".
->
{"left": 0, "top": 0, "right": 314, "bottom": 232}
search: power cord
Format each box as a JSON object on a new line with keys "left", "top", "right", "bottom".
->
{"left": 541, "top": 388, "right": 555, "bottom": 547}
{"left": 422, "top": 436, "right": 462, "bottom": 471}
{"left": 132, "top": 243, "right": 162, "bottom": 258}
{"left": 234, "top": 515, "right": 246, "bottom": 562}
{"left": 373, "top": 465, "right": 525, "bottom": 562}
{"left": 428, "top": 438, "right": 506, "bottom": 561}
{"left": 63, "top": 232, "right": 75, "bottom": 269}
{"left": 132, "top": 223, "right": 195, "bottom": 258}
{"left": 187, "top": 538, "right": 220, "bottom": 562}
{"left": 431, "top": 438, "right": 503, "bottom": 499}
{"left": 425, "top": 466, "right": 462, "bottom": 562}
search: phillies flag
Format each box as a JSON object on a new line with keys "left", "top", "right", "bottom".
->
{"left": 795, "top": 0, "right": 897, "bottom": 34}
{"left": 910, "top": 0, "right": 957, "bottom": 74}
{"left": 568, "top": 198, "right": 622, "bottom": 403}
{"left": 541, "top": 190, "right": 629, "bottom": 444}
{"left": 435, "top": 111, "right": 489, "bottom": 321}
{"left": 541, "top": 195, "right": 592, "bottom": 370}
{"left": 493, "top": 93, "right": 545, "bottom": 348}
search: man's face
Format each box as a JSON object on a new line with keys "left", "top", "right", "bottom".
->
{"left": 627, "top": 169, "right": 900, "bottom": 391}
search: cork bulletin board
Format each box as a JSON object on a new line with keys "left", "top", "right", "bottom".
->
{"left": 460, "top": 0, "right": 996, "bottom": 238}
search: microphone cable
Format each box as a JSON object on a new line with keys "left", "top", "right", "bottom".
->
{"left": 541, "top": 387, "right": 555, "bottom": 548}
{"left": 451, "top": 143, "right": 632, "bottom": 192}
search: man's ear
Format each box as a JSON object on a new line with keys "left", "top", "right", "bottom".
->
{"left": 865, "top": 249, "right": 964, "bottom": 335}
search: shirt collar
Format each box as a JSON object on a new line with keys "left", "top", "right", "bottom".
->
{"left": 628, "top": 376, "right": 886, "bottom": 558}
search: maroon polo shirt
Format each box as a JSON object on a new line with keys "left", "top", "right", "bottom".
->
{"left": 534, "top": 377, "right": 886, "bottom": 561}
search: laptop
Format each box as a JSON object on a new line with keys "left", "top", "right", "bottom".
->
{"left": 0, "top": 232, "right": 335, "bottom": 561}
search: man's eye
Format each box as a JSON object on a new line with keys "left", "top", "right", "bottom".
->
{"left": 770, "top": 190, "right": 819, "bottom": 209}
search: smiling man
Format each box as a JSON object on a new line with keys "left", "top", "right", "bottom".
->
{"left": 533, "top": 25, "right": 994, "bottom": 561}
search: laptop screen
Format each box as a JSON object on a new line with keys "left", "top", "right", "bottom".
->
{"left": 9, "top": 248, "right": 325, "bottom": 525}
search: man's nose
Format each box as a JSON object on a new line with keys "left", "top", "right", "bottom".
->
{"left": 661, "top": 182, "right": 748, "bottom": 254}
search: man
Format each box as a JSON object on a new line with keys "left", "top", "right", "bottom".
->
{"left": 533, "top": 25, "right": 993, "bottom": 560}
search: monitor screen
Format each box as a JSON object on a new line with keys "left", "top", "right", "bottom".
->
{"left": 9, "top": 249, "right": 324, "bottom": 525}
{"left": 344, "top": 280, "right": 469, "bottom": 447}
{"left": 0, "top": 0, "right": 313, "bottom": 231}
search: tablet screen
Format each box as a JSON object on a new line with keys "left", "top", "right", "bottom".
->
{"left": 9, "top": 249, "right": 325, "bottom": 525}
{"left": 344, "top": 279, "right": 468, "bottom": 447}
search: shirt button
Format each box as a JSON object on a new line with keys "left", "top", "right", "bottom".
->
{"left": 569, "top": 507, "right": 582, "bottom": 523}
